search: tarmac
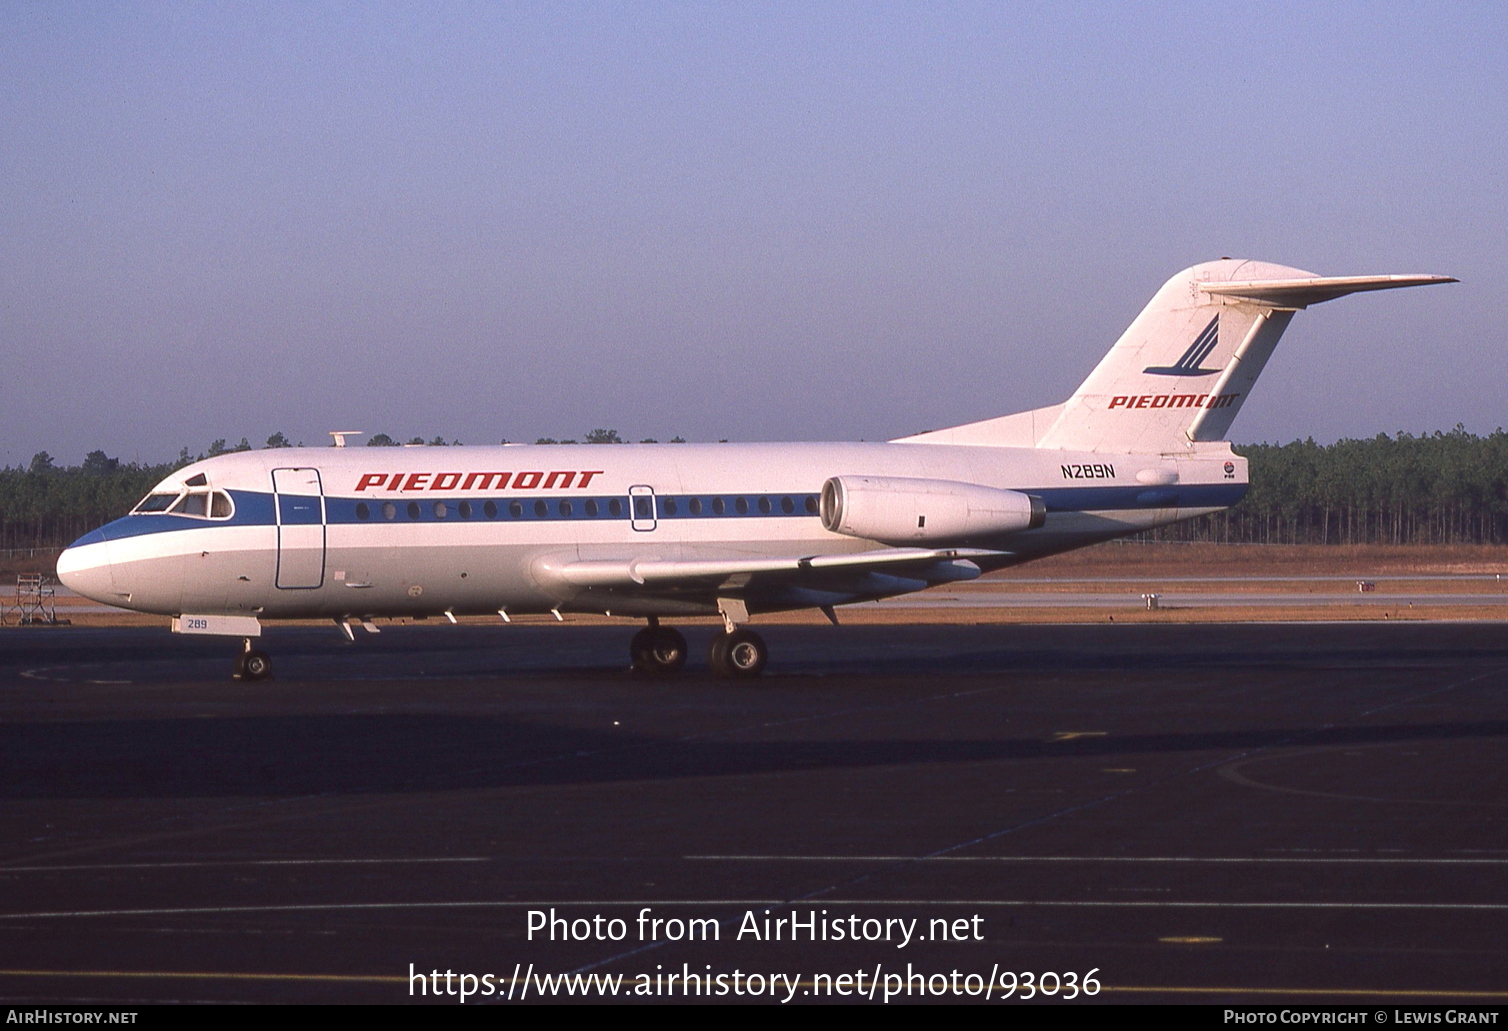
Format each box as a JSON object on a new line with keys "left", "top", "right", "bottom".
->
{"left": 1, "top": 621, "right": 1506, "bottom": 1004}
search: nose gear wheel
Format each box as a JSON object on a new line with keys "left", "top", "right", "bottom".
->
{"left": 235, "top": 648, "right": 273, "bottom": 681}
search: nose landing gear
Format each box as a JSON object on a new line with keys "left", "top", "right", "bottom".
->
{"left": 234, "top": 638, "right": 272, "bottom": 681}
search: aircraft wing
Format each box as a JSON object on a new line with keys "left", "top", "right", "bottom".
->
{"left": 540, "top": 547, "right": 1007, "bottom": 589}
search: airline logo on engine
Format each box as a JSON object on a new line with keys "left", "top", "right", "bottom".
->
{"left": 354, "top": 471, "right": 605, "bottom": 493}
{"left": 1109, "top": 392, "right": 1240, "bottom": 411}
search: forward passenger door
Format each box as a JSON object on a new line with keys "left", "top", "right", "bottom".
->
{"left": 272, "top": 467, "right": 326, "bottom": 589}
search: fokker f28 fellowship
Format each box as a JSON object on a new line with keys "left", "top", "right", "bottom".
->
{"left": 57, "top": 260, "right": 1453, "bottom": 680}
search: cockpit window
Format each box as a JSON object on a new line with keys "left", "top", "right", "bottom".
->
{"left": 171, "top": 492, "right": 209, "bottom": 517}
{"left": 134, "top": 493, "right": 181, "bottom": 513}
{"left": 134, "top": 489, "right": 230, "bottom": 518}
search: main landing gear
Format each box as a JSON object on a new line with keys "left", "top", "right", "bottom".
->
{"left": 628, "top": 617, "right": 769, "bottom": 678}
{"left": 708, "top": 627, "right": 767, "bottom": 678}
{"left": 234, "top": 638, "right": 272, "bottom": 681}
{"left": 707, "top": 598, "right": 767, "bottom": 678}
{"left": 630, "top": 618, "right": 688, "bottom": 675}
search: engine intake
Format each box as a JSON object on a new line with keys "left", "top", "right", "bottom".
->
{"left": 820, "top": 476, "right": 1045, "bottom": 544}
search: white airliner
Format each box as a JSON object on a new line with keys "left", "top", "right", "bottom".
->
{"left": 56, "top": 259, "right": 1453, "bottom": 680}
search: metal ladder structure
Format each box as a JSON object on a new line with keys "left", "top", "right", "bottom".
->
{"left": 3, "top": 574, "right": 62, "bottom": 626}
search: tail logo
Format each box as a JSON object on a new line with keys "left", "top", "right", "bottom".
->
{"left": 1144, "top": 315, "right": 1221, "bottom": 376}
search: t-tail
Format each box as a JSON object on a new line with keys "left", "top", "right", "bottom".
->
{"left": 899, "top": 259, "right": 1455, "bottom": 453}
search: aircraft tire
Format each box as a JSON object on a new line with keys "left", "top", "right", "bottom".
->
{"left": 631, "top": 627, "right": 687, "bottom": 675}
{"left": 709, "top": 628, "right": 767, "bottom": 678}
{"left": 238, "top": 649, "right": 272, "bottom": 681}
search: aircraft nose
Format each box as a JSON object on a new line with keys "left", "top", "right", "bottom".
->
{"left": 56, "top": 532, "right": 115, "bottom": 604}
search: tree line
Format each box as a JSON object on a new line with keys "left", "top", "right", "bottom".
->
{"left": 1145, "top": 427, "right": 1508, "bottom": 546}
{"left": 3, "top": 428, "right": 1505, "bottom": 551}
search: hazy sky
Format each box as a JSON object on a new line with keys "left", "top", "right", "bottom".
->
{"left": 3, "top": 2, "right": 1504, "bottom": 466}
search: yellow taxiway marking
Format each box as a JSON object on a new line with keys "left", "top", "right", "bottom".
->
{"left": 1050, "top": 731, "right": 1108, "bottom": 742}
{"left": 1158, "top": 936, "right": 1223, "bottom": 944}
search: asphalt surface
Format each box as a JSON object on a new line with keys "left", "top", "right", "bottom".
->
{"left": 1, "top": 621, "right": 1506, "bottom": 1005}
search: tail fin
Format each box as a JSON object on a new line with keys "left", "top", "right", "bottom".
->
{"left": 1034, "top": 259, "right": 1454, "bottom": 453}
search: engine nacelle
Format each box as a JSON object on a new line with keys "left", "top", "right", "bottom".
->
{"left": 820, "top": 476, "right": 1046, "bottom": 544}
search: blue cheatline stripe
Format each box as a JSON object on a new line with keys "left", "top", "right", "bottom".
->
{"left": 654, "top": 493, "right": 821, "bottom": 519}
{"left": 72, "top": 482, "right": 1248, "bottom": 546}
{"left": 328, "top": 492, "right": 824, "bottom": 524}
{"left": 90, "top": 491, "right": 276, "bottom": 541}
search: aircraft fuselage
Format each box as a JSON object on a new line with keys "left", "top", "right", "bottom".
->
{"left": 57, "top": 439, "right": 1243, "bottom": 622}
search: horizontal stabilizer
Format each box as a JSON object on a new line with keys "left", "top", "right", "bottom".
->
{"left": 1201, "top": 274, "right": 1456, "bottom": 309}
{"left": 545, "top": 547, "right": 1006, "bottom": 589}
